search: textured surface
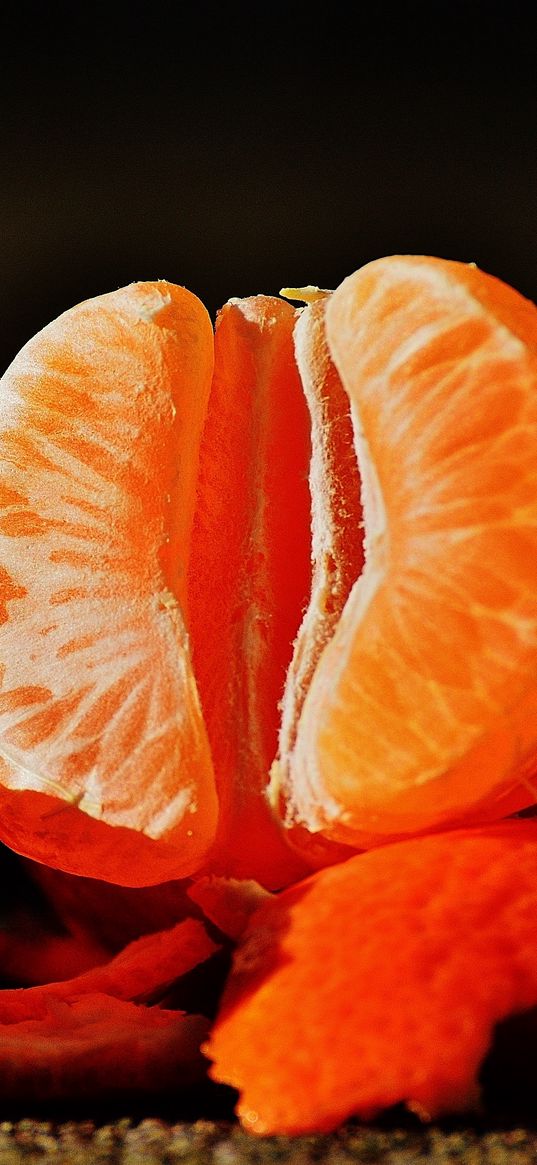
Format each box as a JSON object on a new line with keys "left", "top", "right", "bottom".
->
{"left": 208, "top": 822, "right": 537, "bottom": 1133}
{"left": 1, "top": 1119, "right": 537, "bottom": 1164}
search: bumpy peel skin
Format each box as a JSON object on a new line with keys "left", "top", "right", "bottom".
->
{"left": 275, "top": 257, "right": 537, "bottom": 849}
{"left": 207, "top": 821, "right": 537, "bottom": 1134}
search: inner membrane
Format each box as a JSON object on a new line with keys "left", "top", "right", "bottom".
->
{"left": 271, "top": 297, "right": 364, "bottom": 838}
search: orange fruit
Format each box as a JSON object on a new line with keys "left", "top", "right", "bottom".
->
{"left": 272, "top": 257, "right": 537, "bottom": 853}
{"left": 0, "top": 282, "right": 218, "bottom": 884}
{"left": 0, "top": 284, "right": 314, "bottom": 891}
{"left": 189, "top": 295, "right": 312, "bottom": 888}
{"left": 0, "top": 259, "right": 537, "bottom": 1119}
{"left": 207, "top": 820, "right": 537, "bottom": 1134}
{"left": 272, "top": 293, "right": 367, "bottom": 870}
{"left": 278, "top": 295, "right": 364, "bottom": 748}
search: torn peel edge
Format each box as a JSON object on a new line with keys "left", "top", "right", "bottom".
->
{"left": 188, "top": 876, "right": 272, "bottom": 940}
{"left": 205, "top": 821, "right": 537, "bottom": 1136}
{"left": 0, "top": 917, "right": 218, "bottom": 1021}
{"left": 0, "top": 999, "right": 211, "bottom": 1101}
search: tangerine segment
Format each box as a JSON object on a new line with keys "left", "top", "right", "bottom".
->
{"left": 0, "top": 283, "right": 218, "bottom": 884}
{"left": 277, "top": 257, "right": 537, "bottom": 848}
{"left": 188, "top": 296, "right": 311, "bottom": 889}
{"left": 207, "top": 821, "right": 537, "bottom": 1134}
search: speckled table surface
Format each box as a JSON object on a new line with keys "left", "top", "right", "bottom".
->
{"left": 1, "top": 1119, "right": 537, "bottom": 1165}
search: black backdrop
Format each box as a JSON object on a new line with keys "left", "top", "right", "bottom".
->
{"left": 1, "top": 1, "right": 536, "bottom": 373}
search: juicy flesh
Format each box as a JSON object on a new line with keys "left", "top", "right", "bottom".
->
{"left": 277, "top": 257, "right": 537, "bottom": 846}
{"left": 0, "top": 283, "right": 218, "bottom": 884}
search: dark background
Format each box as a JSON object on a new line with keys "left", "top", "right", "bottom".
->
{"left": 0, "top": 1, "right": 536, "bottom": 373}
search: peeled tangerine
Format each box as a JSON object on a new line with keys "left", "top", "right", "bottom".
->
{"left": 1, "top": 258, "right": 537, "bottom": 1122}
{"left": 1, "top": 258, "right": 537, "bottom": 888}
